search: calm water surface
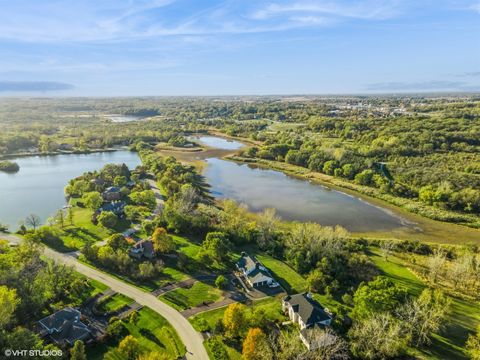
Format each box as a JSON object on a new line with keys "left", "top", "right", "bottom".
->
{"left": 199, "top": 136, "right": 408, "bottom": 232}
{"left": 0, "top": 151, "right": 140, "bottom": 228}
{"left": 191, "top": 136, "right": 245, "bottom": 150}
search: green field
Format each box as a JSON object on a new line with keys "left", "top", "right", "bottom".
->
{"left": 98, "top": 293, "right": 133, "bottom": 313}
{"left": 159, "top": 281, "right": 223, "bottom": 311}
{"left": 88, "top": 307, "right": 185, "bottom": 360}
{"left": 369, "top": 249, "right": 479, "bottom": 360}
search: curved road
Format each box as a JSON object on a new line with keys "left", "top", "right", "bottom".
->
{"left": 1, "top": 232, "right": 209, "bottom": 360}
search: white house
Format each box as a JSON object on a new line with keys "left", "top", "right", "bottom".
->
{"left": 236, "top": 253, "right": 278, "bottom": 288}
{"left": 282, "top": 293, "right": 333, "bottom": 350}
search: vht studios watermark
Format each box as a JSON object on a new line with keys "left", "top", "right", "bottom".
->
{"left": 4, "top": 349, "right": 63, "bottom": 357}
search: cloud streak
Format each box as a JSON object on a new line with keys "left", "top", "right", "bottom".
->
{"left": 366, "top": 80, "right": 480, "bottom": 91}
{"left": 0, "top": 81, "right": 74, "bottom": 92}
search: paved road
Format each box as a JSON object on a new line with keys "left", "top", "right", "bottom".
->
{"left": 0, "top": 232, "right": 209, "bottom": 360}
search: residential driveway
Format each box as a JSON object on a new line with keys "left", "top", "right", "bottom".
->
{"left": 1, "top": 232, "right": 209, "bottom": 360}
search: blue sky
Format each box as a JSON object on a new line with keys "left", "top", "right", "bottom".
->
{"left": 0, "top": 0, "right": 479, "bottom": 96}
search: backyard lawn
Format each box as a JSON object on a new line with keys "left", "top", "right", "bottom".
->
{"left": 159, "top": 281, "right": 223, "bottom": 311}
{"left": 87, "top": 307, "right": 185, "bottom": 360}
{"left": 255, "top": 253, "right": 307, "bottom": 293}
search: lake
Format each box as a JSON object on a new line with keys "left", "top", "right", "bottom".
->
{"left": 200, "top": 136, "right": 409, "bottom": 232}
{"left": 190, "top": 135, "right": 245, "bottom": 150}
{"left": 0, "top": 151, "right": 140, "bottom": 228}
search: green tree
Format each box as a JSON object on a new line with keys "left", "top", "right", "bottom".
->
{"left": 223, "top": 303, "right": 247, "bottom": 338}
{"left": 118, "top": 335, "right": 139, "bottom": 358}
{"left": 83, "top": 191, "right": 103, "bottom": 210}
{"left": 70, "top": 340, "right": 87, "bottom": 360}
{"left": 215, "top": 275, "right": 228, "bottom": 289}
{"left": 203, "top": 231, "right": 231, "bottom": 261}
{"left": 0, "top": 285, "right": 20, "bottom": 329}
{"left": 107, "top": 233, "right": 129, "bottom": 250}
{"left": 353, "top": 276, "right": 407, "bottom": 319}
{"left": 97, "top": 211, "right": 117, "bottom": 229}
{"left": 151, "top": 227, "right": 175, "bottom": 254}
{"left": 467, "top": 325, "right": 480, "bottom": 360}
{"left": 114, "top": 175, "right": 127, "bottom": 187}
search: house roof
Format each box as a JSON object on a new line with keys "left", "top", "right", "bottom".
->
{"left": 101, "top": 201, "right": 125, "bottom": 213}
{"left": 39, "top": 308, "right": 90, "bottom": 344}
{"left": 39, "top": 307, "right": 81, "bottom": 331}
{"left": 236, "top": 254, "right": 259, "bottom": 272}
{"left": 133, "top": 239, "right": 154, "bottom": 257}
{"left": 50, "top": 320, "right": 90, "bottom": 345}
{"left": 283, "top": 294, "right": 332, "bottom": 326}
{"left": 247, "top": 267, "right": 272, "bottom": 284}
{"left": 104, "top": 186, "right": 121, "bottom": 193}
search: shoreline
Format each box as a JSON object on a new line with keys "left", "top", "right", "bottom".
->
{"left": 0, "top": 146, "right": 133, "bottom": 160}
{"left": 223, "top": 155, "right": 480, "bottom": 245}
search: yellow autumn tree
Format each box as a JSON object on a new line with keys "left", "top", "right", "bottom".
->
{"left": 118, "top": 335, "right": 139, "bottom": 359}
{"left": 242, "top": 328, "right": 273, "bottom": 360}
{"left": 151, "top": 227, "right": 175, "bottom": 254}
{"left": 223, "top": 303, "right": 247, "bottom": 338}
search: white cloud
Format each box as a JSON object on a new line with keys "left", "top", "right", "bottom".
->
{"left": 250, "top": 1, "right": 403, "bottom": 21}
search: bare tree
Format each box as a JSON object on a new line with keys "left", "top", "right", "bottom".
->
{"left": 55, "top": 210, "right": 65, "bottom": 229}
{"left": 397, "top": 288, "right": 450, "bottom": 346}
{"left": 380, "top": 240, "right": 396, "bottom": 261}
{"left": 428, "top": 249, "right": 446, "bottom": 284}
{"left": 256, "top": 208, "right": 279, "bottom": 249}
{"left": 25, "top": 214, "right": 41, "bottom": 231}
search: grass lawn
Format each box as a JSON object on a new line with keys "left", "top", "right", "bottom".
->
{"left": 87, "top": 307, "right": 185, "bottom": 360}
{"left": 98, "top": 293, "right": 133, "bottom": 313}
{"left": 159, "top": 281, "right": 223, "bottom": 311}
{"left": 53, "top": 206, "right": 133, "bottom": 252}
{"left": 189, "top": 297, "right": 285, "bottom": 332}
{"left": 255, "top": 253, "right": 307, "bottom": 293}
{"left": 369, "top": 249, "right": 479, "bottom": 360}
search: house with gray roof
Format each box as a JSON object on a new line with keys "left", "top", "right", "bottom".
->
{"left": 282, "top": 293, "right": 333, "bottom": 350}
{"left": 129, "top": 239, "right": 155, "bottom": 259}
{"left": 38, "top": 308, "right": 90, "bottom": 345}
{"left": 102, "top": 186, "right": 122, "bottom": 201}
{"left": 236, "top": 252, "right": 278, "bottom": 288}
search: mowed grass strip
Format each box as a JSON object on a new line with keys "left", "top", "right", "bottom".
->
{"left": 98, "top": 293, "right": 133, "bottom": 313}
{"left": 158, "top": 281, "right": 223, "bottom": 311}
